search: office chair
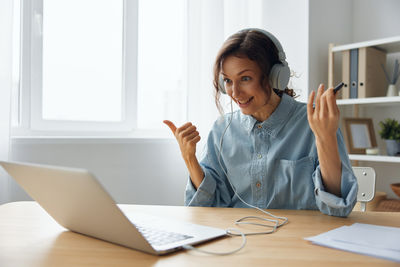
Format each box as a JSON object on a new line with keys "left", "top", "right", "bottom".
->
{"left": 352, "top": 167, "right": 376, "bottom": 212}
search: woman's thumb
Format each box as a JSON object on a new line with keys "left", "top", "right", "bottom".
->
{"left": 163, "top": 120, "right": 177, "bottom": 134}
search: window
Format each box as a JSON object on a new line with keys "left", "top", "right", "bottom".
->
{"left": 137, "top": 0, "right": 186, "bottom": 129}
{"left": 11, "top": 0, "right": 21, "bottom": 127}
{"left": 14, "top": 0, "right": 186, "bottom": 135}
{"left": 41, "top": 0, "right": 124, "bottom": 123}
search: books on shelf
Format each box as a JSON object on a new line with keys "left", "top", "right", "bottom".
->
{"left": 341, "top": 47, "right": 387, "bottom": 99}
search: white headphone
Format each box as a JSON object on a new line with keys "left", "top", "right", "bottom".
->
{"left": 219, "top": 28, "right": 290, "bottom": 94}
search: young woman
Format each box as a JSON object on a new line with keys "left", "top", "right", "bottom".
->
{"left": 164, "top": 28, "right": 357, "bottom": 217}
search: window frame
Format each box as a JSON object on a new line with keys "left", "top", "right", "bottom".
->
{"left": 17, "top": 0, "right": 138, "bottom": 134}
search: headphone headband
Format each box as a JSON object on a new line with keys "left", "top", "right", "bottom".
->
{"left": 240, "top": 28, "right": 287, "bottom": 63}
{"left": 219, "top": 28, "right": 290, "bottom": 93}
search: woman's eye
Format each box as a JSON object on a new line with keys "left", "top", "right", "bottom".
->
{"left": 242, "top": 76, "right": 251, "bottom": 81}
{"left": 223, "top": 78, "right": 231, "bottom": 83}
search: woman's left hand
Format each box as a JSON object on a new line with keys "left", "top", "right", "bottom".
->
{"left": 307, "top": 84, "right": 340, "bottom": 140}
{"left": 307, "top": 84, "right": 342, "bottom": 197}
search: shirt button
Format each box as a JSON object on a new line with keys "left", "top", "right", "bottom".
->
{"left": 257, "top": 125, "right": 262, "bottom": 129}
{"left": 257, "top": 154, "right": 262, "bottom": 159}
{"left": 256, "top": 182, "right": 261, "bottom": 188}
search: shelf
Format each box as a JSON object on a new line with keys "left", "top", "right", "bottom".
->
{"left": 349, "top": 154, "right": 400, "bottom": 163}
{"left": 330, "top": 36, "right": 400, "bottom": 167}
{"left": 331, "top": 36, "right": 400, "bottom": 53}
{"left": 337, "top": 96, "right": 400, "bottom": 106}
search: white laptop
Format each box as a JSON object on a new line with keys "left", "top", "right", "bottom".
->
{"left": 0, "top": 161, "right": 226, "bottom": 255}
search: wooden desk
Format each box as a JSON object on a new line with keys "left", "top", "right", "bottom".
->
{"left": 0, "top": 201, "right": 399, "bottom": 267}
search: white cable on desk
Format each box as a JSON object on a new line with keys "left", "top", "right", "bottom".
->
{"left": 182, "top": 228, "right": 246, "bottom": 255}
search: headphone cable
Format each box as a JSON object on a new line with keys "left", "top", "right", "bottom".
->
{"left": 217, "top": 100, "right": 288, "bottom": 236}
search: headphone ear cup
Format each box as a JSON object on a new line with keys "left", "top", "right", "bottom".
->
{"left": 269, "top": 63, "right": 290, "bottom": 90}
{"left": 219, "top": 76, "right": 226, "bottom": 94}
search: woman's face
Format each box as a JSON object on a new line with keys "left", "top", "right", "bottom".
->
{"left": 221, "top": 55, "right": 271, "bottom": 120}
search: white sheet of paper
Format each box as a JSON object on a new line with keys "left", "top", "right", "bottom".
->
{"left": 331, "top": 223, "right": 400, "bottom": 251}
{"left": 305, "top": 223, "right": 400, "bottom": 262}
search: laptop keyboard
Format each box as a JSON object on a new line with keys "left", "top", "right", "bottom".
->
{"left": 135, "top": 224, "right": 193, "bottom": 246}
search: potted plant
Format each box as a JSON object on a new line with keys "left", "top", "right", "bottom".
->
{"left": 378, "top": 118, "right": 400, "bottom": 156}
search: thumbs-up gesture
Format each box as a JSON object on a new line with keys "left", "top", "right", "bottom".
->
{"left": 163, "top": 120, "right": 201, "bottom": 160}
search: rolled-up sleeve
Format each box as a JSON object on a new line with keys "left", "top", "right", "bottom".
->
{"left": 184, "top": 125, "right": 233, "bottom": 207}
{"left": 185, "top": 167, "right": 217, "bottom": 206}
{"left": 312, "top": 130, "right": 358, "bottom": 217}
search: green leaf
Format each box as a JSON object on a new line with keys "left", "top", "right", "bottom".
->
{"left": 378, "top": 118, "right": 400, "bottom": 140}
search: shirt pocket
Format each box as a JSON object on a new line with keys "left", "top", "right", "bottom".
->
{"left": 270, "top": 156, "right": 317, "bottom": 209}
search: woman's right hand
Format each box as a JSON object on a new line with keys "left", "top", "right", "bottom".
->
{"left": 163, "top": 120, "right": 204, "bottom": 189}
{"left": 163, "top": 120, "right": 201, "bottom": 160}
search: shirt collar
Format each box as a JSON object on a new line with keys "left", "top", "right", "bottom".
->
{"left": 240, "top": 93, "right": 296, "bottom": 137}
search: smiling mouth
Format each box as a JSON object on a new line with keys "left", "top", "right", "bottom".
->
{"left": 237, "top": 97, "right": 254, "bottom": 105}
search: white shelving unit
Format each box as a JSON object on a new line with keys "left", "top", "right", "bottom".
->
{"left": 330, "top": 36, "right": 400, "bottom": 165}
{"left": 336, "top": 94, "right": 400, "bottom": 164}
{"left": 348, "top": 154, "right": 400, "bottom": 163}
{"left": 337, "top": 96, "right": 400, "bottom": 106}
{"left": 331, "top": 35, "right": 400, "bottom": 53}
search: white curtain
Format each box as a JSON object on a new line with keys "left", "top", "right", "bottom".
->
{"left": 0, "top": 0, "right": 13, "bottom": 204}
{"left": 186, "top": 0, "right": 263, "bottom": 153}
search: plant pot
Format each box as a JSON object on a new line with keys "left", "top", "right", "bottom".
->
{"left": 397, "top": 141, "right": 400, "bottom": 156}
{"left": 385, "top": 139, "right": 399, "bottom": 156}
{"left": 386, "top": 84, "right": 397, "bottom": 97}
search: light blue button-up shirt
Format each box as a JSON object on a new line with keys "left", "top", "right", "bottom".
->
{"left": 185, "top": 93, "right": 358, "bottom": 217}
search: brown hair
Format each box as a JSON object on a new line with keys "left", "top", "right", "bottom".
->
{"left": 213, "top": 29, "right": 295, "bottom": 113}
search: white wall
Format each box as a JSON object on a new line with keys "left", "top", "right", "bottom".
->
{"left": 309, "top": 0, "right": 353, "bottom": 90}
{"left": 262, "top": 0, "right": 309, "bottom": 102}
{"left": 9, "top": 138, "right": 188, "bottom": 205}
{"left": 352, "top": 0, "right": 400, "bottom": 42}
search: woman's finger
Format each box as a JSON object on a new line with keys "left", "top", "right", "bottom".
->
{"left": 190, "top": 135, "right": 201, "bottom": 145}
{"left": 326, "top": 88, "right": 339, "bottom": 116}
{"left": 176, "top": 122, "right": 193, "bottom": 134}
{"left": 184, "top": 130, "right": 199, "bottom": 142}
{"left": 179, "top": 125, "right": 197, "bottom": 139}
{"left": 163, "top": 120, "right": 177, "bottom": 134}
{"left": 307, "top": 90, "right": 315, "bottom": 118}
{"left": 320, "top": 93, "right": 328, "bottom": 119}
{"left": 314, "top": 84, "right": 324, "bottom": 112}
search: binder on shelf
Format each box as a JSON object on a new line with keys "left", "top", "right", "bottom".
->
{"left": 341, "top": 47, "right": 387, "bottom": 99}
{"left": 358, "top": 47, "right": 387, "bottom": 98}
{"left": 350, "top": 49, "right": 358, "bottom": 98}
{"left": 341, "top": 50, "right": 350, "bottom": 99}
